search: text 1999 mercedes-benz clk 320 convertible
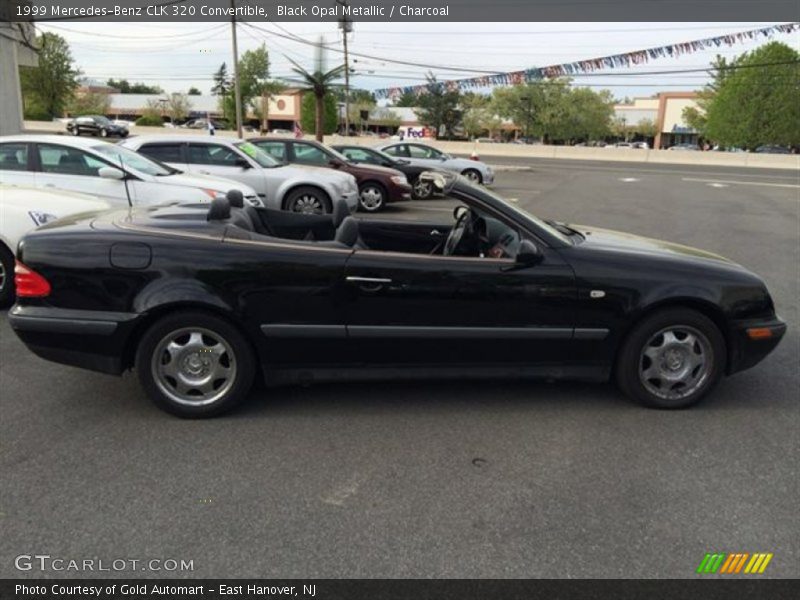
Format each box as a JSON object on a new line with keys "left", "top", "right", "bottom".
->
{"left": 9, "top": 173, "right": 785, "bottom": 417}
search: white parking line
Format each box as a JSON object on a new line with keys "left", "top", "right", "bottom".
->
{"left": 682, "top": 178, "right": 800, "bottom": 189}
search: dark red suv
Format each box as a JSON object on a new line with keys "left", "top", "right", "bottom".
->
{"left": 249, "top": 138, "right": 412, "bottom": 212}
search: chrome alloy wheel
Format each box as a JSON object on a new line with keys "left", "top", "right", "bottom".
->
{"left": 292, "top": 195, "right": 325, "bottom": 214}
{"left": 413, "top": 178, "right": 432, "bottom": 198}
{"left": 359, "top": 185, "right": 384, "bottom": 210}
{"left": 463, "top": 169, "right": 481, "bottom": 184}
{"left": 639, "top": 325, "right": 712, "bottom": 401}
{"left": 0, "top": 260, "right": 6, "bottom": 293}
{"left": 151, "top": 327, "right": 237, "bottom": 407}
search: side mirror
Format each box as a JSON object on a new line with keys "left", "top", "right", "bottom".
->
{"left": 515, "top": 239, "right": 543, "bottom": 266}
{"left": 98, "top": 166, "right": 125, "bottom": 180}
{"left": 235, "top": 157, "right": 251, "bottom": 169}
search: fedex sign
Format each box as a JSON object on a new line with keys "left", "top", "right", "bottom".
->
{"left": 398, "top": 126, "right": 433, "bottom": 139}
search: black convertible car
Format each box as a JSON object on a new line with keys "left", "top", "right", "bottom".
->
{"left": 9, "top": 174, "right": 785, "bottom": 417}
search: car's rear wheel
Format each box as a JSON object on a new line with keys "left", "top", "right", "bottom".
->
{"left": 0, "top": 244, "right": 15, "bottom": 308}
{"left": 358, "top": 182, "right": 386, "bottom": 212}
{"left": 616, "top": 308, "right": 726, "bottom": 409}
{"left": 135, "top": 312, "right": 255, "bottom": 418}
{"left": 412, "top": 177, "right": 434, "bottom": 199}
{"left": 462, "top": 168, "right": 482, "bottom": 185}
{"left": 284, "top": 186, "right": 332, "bottom": 215}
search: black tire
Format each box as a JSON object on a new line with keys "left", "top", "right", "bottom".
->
{"left": 0, "top": 244, "right": 15, "bottom": 308}
{"left": 461, "top": 168, "right": 482, "bottom": 185}
{"left": 284, "top": 186, "right": 332, "bottom": 215}
{"left": 135, "top": 311, "right": 256, "bottom": 418}
{"left": 615, "top": 308, "right": 726, "bottom": 409}
{"left": 358, "top": 181, "right": 387, "bottom": 212}
{"left": 411, "top": 177, "right": 434, "bottom": 200}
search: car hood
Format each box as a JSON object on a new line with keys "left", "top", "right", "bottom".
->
{"left": 574, "top": 225, "right": 739, "bottom": 267}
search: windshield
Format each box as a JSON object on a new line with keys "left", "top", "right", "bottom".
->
{"left": 471, "top": 185, "right": 573, "bottom": 245}
{"left": 92, "top": 144, "right": 173, "bottom": 176}
{"left": 234, "top": 141, "right": 280, "bottom": 167}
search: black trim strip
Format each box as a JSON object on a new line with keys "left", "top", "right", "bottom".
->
{"left": 261, "top": 324, "right": 347, "bottom": 339}
{"left": 348, "top": 325, "right": 574, "bottom": 339}
{"left": 574, "top": 328, "right": 610, "bottom": 340}
{"left": 8, "top": 315, "right": 118, "bottom": 335}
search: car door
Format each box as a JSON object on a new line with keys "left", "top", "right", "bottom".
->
{"left": 0, "top": 141, "right": 34, "bottom": 187}
{"left": 185, "top": 142, "right": 265, "bottom": 194}
{"left": 342, "top": 234, "right": 577, "bottom": 369}
{"left": 32, "top": 142, "right": 132, "bottom": 204}
{"left": 218, "top": 236, "right": 353, "bottom": 368}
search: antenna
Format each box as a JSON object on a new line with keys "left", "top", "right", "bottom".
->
{"left": 117, "top": 151, "right": 133, "bottom": 208}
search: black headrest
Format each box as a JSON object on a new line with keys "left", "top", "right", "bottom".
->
{"left": 331, "top": 198, "right": 350, "bottom": 228}
{"left": 335, "top": 216, "right": 359, "bottom": 247}
{"left": 207, "top": 197, "right": 231, "bottom": 221}
{"left": 226, "top": 189, "right": 244, "bottom": 208}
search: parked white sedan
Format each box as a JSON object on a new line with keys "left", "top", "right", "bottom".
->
{"left": 0, "top": 135, "right": 261, "bottom": 207}
{"left": 0, "top": 184, "right": 110, "bottom": 306}
{"left": 375, "top": 141, "right": 495, "bottom": 186}
{"left": 121, "top": 136, "right": 359, "bottom": 214}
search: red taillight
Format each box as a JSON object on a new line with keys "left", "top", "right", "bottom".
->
{"left": 14, "top": 260, "right": 51, "bottom": 298}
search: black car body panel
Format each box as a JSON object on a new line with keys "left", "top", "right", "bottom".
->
{"left": 9, "top": 177, "right": 785, "bottom": 390}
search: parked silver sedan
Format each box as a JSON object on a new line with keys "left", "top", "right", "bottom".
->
{"left": 122, "top": 136, "right": 359, "bottom": 214}
{"left": 375, "top": 141, "right": 495, "bottom": 185}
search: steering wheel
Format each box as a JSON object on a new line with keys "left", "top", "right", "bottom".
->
{"left": 443, "top": 206, "right": 472, "bottom": 256}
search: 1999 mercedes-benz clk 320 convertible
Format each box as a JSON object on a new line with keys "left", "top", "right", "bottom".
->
{"left": 9, "top": 173, "right": 785, "bottom": 417}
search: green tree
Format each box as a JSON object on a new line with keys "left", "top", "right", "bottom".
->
{"left": 461, "top": 93, "right": 502, "bottom": 139}
{"left": 106, "top": 79, "right": 163, "bottom": 94}
{"left": 135, "top": 100, "right": 164, "bottom": 126}
{"left": 299, "top": 92, "right": 338, "bottom": 137}
{"left": 287, "top": 38, "right": 345, "bottom": 141}
{"left": 66, "top": 91, "right": 110, "bottom": 116}
{"left": 701, "top": 42, "right": 799, "bottom": 149}
{"left": 187, "top": 86, "right": 202, "bottom": 96}
{"left": 19, "top": 32, "right": 79, "bottom": 119}
{"left": 166, "top": 93, "right": 192, "bottom": 123}
{"left": 211, "top": 63, "right": 231, "bottom": 96}
{"left": 634, "top": 118, "right": 657, "bottom": 139}
{"left": 392, "top": 91, "right": 418, "bottom": 107}
{"left": 414, "top": 76, "right": 462, "bottom": 139}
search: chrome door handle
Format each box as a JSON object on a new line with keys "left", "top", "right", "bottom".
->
{"left": 346, "top": 276, "right": 392, "bottom": 284}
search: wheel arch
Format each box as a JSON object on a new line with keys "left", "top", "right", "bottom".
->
{"left": 121, "top": 301, "right": 260, "bottom": 374}
{"left": 613, "top": 296, "right": 731, "bottom": 375}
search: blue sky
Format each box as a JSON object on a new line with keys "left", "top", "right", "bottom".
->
{"left": 38, "top": 21, "right": 799, "bottom": 102}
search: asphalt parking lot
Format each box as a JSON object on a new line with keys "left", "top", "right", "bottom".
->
{"left": 1, "top": 159, "right": 797, "bottom": 578}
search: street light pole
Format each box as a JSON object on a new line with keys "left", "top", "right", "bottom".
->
{"left": 230, "top": 0, "right": 243, "bottom": 138}
{"left": 336, "top": 0, "right": 352, "bottom": 137}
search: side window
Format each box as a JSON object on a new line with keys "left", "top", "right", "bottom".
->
{"left": 0, "top": 143, "right": 29, "bottom": 171}
{"left": 140, "top": 143, "right": 183, "bottom": 163}
{"left": 292, "top": 143, "right": 330, "bottom": 165}
{"left": 408, "top": 145, "right": 438, "bottom": 159}
{"left": 255, "top": 141, "right": 286, "bottom": 161}
{"left": 37, "top": 144, "right": 106, "bottom": 176}
{"left": 382, "top": 144, "right": 405, "bottom": 157}
{"left": 187, "top": 143, "right": 238, "bottom": 166}
{"left": 341, "top": 148, "right": 376, "bottom": 164}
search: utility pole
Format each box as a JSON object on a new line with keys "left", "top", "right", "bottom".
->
{"left": 336, "top": 0, "right": 352, "bottom": 137}
{"left": 230, "top": 0, "right": 243, "bottom": 138}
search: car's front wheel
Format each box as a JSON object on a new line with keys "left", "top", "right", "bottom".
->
{"left": 412, "top": 177, "right": 434, "bottom": 199}
{"left": 0, "top": 244, "right": 15, "bottom": 308}
{"left": 99, "top": 128, "right": 108, "bottom": 138}
{"left": 461, "top": 168, "right": 482, "bottom": 185}
{"left": 135, "top": 312, "right": 256, "bottom": 418}
{"left": 71, "top": 127, "right": 80, "bottom": 136}
{"left": 358, "top": 182, "right": 387, "bottom": 212}
{"left": 616, "top": 308, "right": 726, "bottom": 409}
{"left": 284, "top": 186, "right": 332, "bottom": 215}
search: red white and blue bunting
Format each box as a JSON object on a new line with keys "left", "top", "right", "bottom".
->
{"left": 372, "top": 23, "right": 800, "bottom": 100}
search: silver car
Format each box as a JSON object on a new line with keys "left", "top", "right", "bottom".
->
{"left": 375, "top": 141, "right": 494, "bottom": 185}
{"left": 122, "top": 136, "right": 359, "bottom": 214}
